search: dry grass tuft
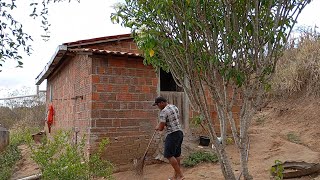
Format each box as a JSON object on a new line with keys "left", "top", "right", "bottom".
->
{"left": 271, "top": 28, "right": 320, "bottom": 97}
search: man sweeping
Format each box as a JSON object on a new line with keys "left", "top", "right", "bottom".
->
{"left": 153, "top": 96, "right": 185, "bottom": 180}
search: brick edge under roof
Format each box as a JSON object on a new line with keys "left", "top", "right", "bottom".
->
{"left": 35, "top": 33, "right": 139, "bottom": 85}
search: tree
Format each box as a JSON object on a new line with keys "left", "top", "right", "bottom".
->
{"left": 0, "top": 0, "right": 79, "bottom": 71}
{"left": 111, "top": 0, "right": 310, "bottom": 179}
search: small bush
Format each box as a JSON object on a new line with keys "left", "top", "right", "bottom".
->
{"left": 182, "top": 151, "right": 218, "bottom": 167}
{"left": 286, "top": 132, "right": 300, "bottom": 144}
{"left": 270, "top": 160, "right": 284, "bottom": 180}
{"left": 0, "top": 144, "right": 21, "bottom": 180}
{"left": 0, "top": 126, "right": 37, "bottom": 180}
{"left": 255, "top": 115, "right": 266, "bottom": 126}
{"left": 28, "top": 131, "right": 114, "bottom": 180}
{"left": 89, "top": 138, "right": 113, "bottom": 178}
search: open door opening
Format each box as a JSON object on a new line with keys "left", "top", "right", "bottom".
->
{"left": 160, "top": 69, "right": 183, "bottom": 92}
{"left": 159, "top": 69, "right": 186, "bottom": 128}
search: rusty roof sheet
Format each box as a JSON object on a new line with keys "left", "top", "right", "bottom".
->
{"left": 68, "top": 48, "right": 141, "bottom": 57}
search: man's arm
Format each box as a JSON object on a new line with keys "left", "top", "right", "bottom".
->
{"left": 155, "top": 122, "right": 165, "bottom": 131}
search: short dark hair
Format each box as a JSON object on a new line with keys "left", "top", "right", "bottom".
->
{"left": 152, "top": 96, "right": 167, "bottom": 106}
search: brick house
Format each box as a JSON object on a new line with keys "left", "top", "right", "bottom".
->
{"left": 35, "top": 34, "right": 189, "bottom": 170}
{"left": 35, "top": 33, "right": 240, "bottom": 171}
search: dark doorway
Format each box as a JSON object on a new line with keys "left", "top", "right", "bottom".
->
{"left": 160, "top": 69, "right": 185, "bottom": 128}
{"left": 160, "top": 69, "right": 182, "bottom": 92}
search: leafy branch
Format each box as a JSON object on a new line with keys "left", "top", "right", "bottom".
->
{"left": 0, "top": 0, "right": 80, "bottom": 70}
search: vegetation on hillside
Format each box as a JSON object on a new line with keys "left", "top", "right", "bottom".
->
{"left": 271, "top": 28, "right": 320, "bottom": 97}
{"left": 0, "top": 88, "right": 45, "bottom": 129}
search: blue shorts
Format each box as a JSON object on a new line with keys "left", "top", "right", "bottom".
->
{"left": 164, "top": 130, "right": 183, "bottom": 158}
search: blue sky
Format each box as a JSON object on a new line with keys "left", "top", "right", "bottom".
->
{"left": 0, "top": 0, "right": 319, "bottom": 98}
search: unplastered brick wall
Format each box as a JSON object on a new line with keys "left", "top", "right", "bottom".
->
{"left": 89, "top": 54, "right": 159, "bottom": 170}
{"left": 47, "top": 54, "right": 92, "bottom": 137}
{"left": 189, "top": 86, "right": 241, "bottom": 136}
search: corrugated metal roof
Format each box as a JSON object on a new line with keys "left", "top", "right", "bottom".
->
{"left": 69, "top": 48, "right": 141, "bottom": 57}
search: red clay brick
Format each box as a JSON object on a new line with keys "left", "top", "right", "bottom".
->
{"left": 95, "top": 84, "right": 104, "bottom": 92}
{"left": 116, "top": 93, "right": 132, "bottom": 101}
{"left": 109, "top": 58, "right": 126, "bottom": 67}
{"left": 96, "top": 119, "right": 113, "bottom": 127}
{"left": 120, "top": 119, "right": 140, "bottom": 127}
{"left": 92, "top": 75, "right": 100, "bottom": 83}
{"left": 91, "top": 92, "right": 100, "bottom": 101}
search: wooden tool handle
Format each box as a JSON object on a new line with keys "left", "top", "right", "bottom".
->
{"left": 143, "top": 130, "right": 157, "bottom": 158}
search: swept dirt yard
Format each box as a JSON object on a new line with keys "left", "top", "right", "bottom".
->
{"left": 11, "top": 96, "right": 320, "bottom": 180}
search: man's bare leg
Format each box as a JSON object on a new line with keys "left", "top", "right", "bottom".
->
{"left": 167, "top": 157, "right": 184, "bottom": 180}
{"left": 176, "top": 156, "right": 181, "bottom": 168}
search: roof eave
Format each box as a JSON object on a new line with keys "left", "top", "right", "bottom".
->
{"left": 63, "top": 34, "right": 133, "bottom": 47}
{"left": 35, "top": 45, "right": 68, "bottom": 85}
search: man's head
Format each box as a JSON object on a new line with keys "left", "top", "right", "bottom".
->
{"left": 152, "top": 96, "right": 167, "bottom": 110}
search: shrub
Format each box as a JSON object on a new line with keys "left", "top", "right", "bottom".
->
{"left": 271, "top": 28, "right": 320, "bottom": 97}
{"left": 28, "top": 131, "right": 114, "bottom": 180}
{"left": 0, "top": 126, "right": 37, "bottom": 180}
{"left": 89, "top": 138, "right": 113, "bottom": 179}
{"left": 0, "top": 144, "right": 21, "bottom": 180}
{"left": 182, "top": 151, "right": 218, "bottom": 167}
{"left": 286, "top": 132, "right": 300, "bottom": 144}
{"left": 270, "top": 160, "right": 284, "bottom": 180}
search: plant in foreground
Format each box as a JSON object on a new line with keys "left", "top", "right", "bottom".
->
{"left": 182, "top": 151, "right": 218, "bottom": 168}
{"left": 28, "top": 130, "right": 114, "bottom": 180}
{"left": 0, "top": 143, "right": 21, "bottom": 180}
{"left": 270, "top": 160, "right": 284, "bottom": 180}
{"left": 0, "top": 126, "right": 38, "bottom": 180}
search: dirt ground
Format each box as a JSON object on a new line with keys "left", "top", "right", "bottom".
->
{"left": 11, "top": 96, "right": 320, "bottom": 180}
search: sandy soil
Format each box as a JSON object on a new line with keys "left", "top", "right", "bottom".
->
{"left": 11, "top": 96, "right": 320, "bottom": 180}
{"left": 11, "top": 144, "right": 40, "bottom": 179}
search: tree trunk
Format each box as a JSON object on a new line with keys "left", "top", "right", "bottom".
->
{"left": 239, "top": 145, "right": 252, "bottom": 180}
{"left": 215, "top": 144, "right": 236, "bottom": 180}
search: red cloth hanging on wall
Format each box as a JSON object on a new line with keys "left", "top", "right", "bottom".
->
{"left": 47, "top": 104, "right": 54, "bottom": 133}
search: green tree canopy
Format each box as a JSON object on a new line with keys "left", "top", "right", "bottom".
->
{"left": 112, "top": 1, "right": 311, "bottom": 179}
